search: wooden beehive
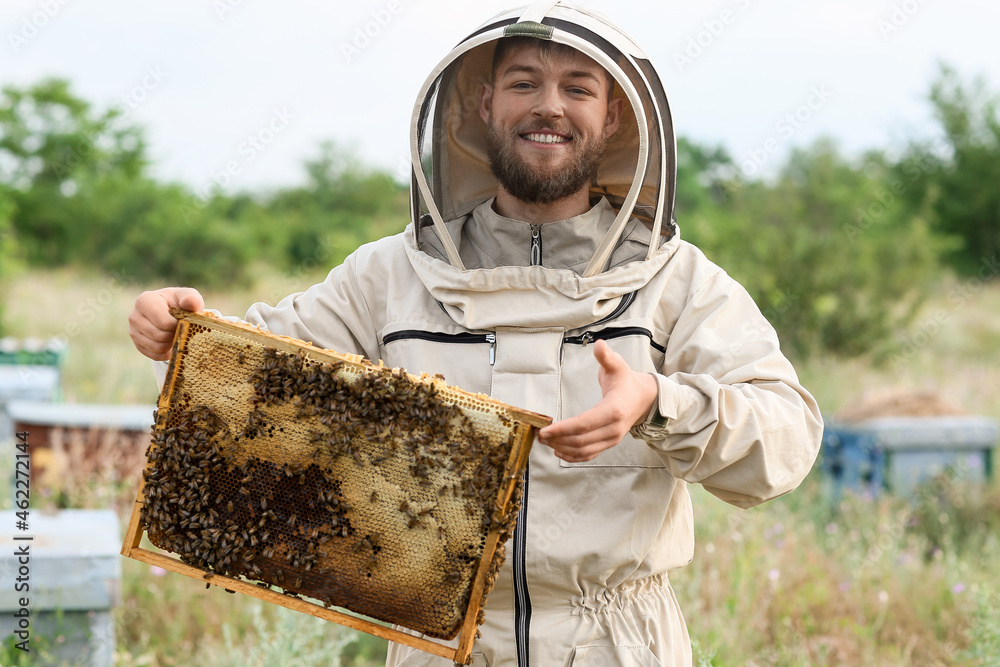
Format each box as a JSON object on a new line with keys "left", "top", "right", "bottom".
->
{"left": 121, "top": 310, "right": 550, "bottom": 664}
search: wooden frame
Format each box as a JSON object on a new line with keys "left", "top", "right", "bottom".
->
{"left": 121, "top": 311, "right": 548, "bottom": 665}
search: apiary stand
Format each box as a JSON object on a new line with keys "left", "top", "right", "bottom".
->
{"left": 2, "top": 509, "right": 120, "bottom": 666}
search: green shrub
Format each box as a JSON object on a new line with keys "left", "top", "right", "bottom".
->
{"left": 683, "top": 139, "right": 952, "bottom": 359}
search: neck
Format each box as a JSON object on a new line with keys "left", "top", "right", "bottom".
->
{"left": 493, "top": 186, "right": 592, "bottom": 223}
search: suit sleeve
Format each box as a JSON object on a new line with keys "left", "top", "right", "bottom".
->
{"left": 244, "top": 249, "right": 381, "bottom": 361}
{"left": 631, "top": 270, "right": 824, "bottom": 509}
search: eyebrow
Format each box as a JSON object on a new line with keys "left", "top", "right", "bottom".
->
{"left": 499, "top": 64, "right": 603, "bottom": 86}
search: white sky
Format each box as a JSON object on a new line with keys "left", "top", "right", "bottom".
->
{"left": 2, "top": 0, "right": 998, "bottom": 195}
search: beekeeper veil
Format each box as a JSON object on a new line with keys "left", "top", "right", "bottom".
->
{"left": 409, "top": 0, "right": 677, "bottom": 277}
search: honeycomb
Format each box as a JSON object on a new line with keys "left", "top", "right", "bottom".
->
{"left": 139, "top": 311, "right": 548, "bottom": 640}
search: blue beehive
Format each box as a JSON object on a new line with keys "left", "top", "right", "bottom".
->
{"left": 820, "top": 421, "right": 884, "bottom": 501}
{"left": 856, "top": 416, "right": 996, "bottom": 495}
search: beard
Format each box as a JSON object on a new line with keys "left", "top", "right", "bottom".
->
{"left": 485, "top": 119, "right": 608, "bottom": 205}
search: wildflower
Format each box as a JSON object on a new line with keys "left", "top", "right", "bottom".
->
{"left": 952, "top": 583, "right": 966, "bottom": 595}
{"left": 768, "top": 568, "right": 780, "bottom": 582}
{"left": 878, "top": 590, "right": 889, "bottom": 604}
{"left": 150, "top": 566, "right": 167, "bottom": 577}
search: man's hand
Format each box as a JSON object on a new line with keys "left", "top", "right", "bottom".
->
{"left": 538, "top": 339, "right": 658, "bottom": 463}
{"left": 128, "top": 287, "right": 205, "bottom": 360}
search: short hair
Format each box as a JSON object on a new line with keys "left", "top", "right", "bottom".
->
{"left": 490, "top": 36, "right": 615, "bottom": 97}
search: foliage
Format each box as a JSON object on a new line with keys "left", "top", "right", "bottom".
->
{"left": 5, "top": 68, "right": 1000, "bottom": 358}
{"left": 0, "top": 188, "right": 18, "bottom": 335}
{"left": 673, "top": 474, "right": 999, "bottom": 666}
{"left": 266, "top": 141, "right": 409, "bottom": 272}
{"left": 0, "top": 80, "right": 407, "bottom": 293}
{"left": 921, "top": 63, "right": 1000, "bottom": 275}
{"left": 680, "top": 139, "right": 950, "bottom": 359}
{"left": 3, "top": 269, "right": 1000, "bottom": 665}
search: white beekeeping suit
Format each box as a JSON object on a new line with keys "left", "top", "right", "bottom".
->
{"left": 246, "top": 2, "right": 824, "bottom": 665}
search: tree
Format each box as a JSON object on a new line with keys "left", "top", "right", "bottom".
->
{"left": 0, "top": 189, "right": 18, "bottom": 334}
{"left": 683, "top": 139, "right": 949, "bottom": 359}
{"left": 0, "top": 78, "right": 252, "bottom": 287}
{"left": 922, "top": 63, "right": 1000, "bottom": 274}
{"left": 266, "top": 141, "right": 408, "bottom": 271}
{"left": 0, "top": 78, "right": 146, "bottom": 264}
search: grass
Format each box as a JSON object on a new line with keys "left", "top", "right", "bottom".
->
{"left": 2, "top": 266, "right": 999, "bottom": 665}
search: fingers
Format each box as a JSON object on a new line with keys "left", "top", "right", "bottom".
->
{"left": 128, "top": 287, "right": 204, "bottom": 360}
{"left": 538, "top": 403, "right": 627, "bottom": 462}
{"left": 540, "top": 402, "right": 626, "bottom": 441}
{"left": 593, "top": 338, "right": 627, "bottom": 377}
{"left": 537, "top": 342, "right": 659, "bottom": 463}
{"left": 174, "top": 287, "right": 206, "bottom": 314}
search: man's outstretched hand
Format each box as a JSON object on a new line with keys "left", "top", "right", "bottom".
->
{"left": 537, "top": 339, "right": 658, "bottom": 463}
{"left": 128, "top": 287, "right": 205, "bottom": 361}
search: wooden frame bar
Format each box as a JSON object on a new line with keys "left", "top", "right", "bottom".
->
{"left": 120, "top": 311, "right": 549, "bottom": 665}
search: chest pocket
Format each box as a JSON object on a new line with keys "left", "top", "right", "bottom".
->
{"left": 558, "top": 327, "right": 668, "bottom": 469}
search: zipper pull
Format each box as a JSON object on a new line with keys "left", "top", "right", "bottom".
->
{"left": 486, "top": 333, "right": 496, "bottom": 365}
{"left": 529, "top": 225, "right": 542, "bottom": 266}
{"left": 581, "top": 332, "right": 593, "bottom": 347}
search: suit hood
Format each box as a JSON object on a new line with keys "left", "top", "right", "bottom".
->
{"left": 408, "top": 1, "right": 678, "bottom": 279}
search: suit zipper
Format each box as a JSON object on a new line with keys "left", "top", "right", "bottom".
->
{"left": 513, "top": 469, "right": 531, "bottom": 666}
{"left": 381, "top": 330, "right": 496, "bottom": 365}
{"left": 514, "top": 224, "right": 539, "bottom": 667}
{"left": 563, "top": 326, "right": 666, "bottom": 353}
{"left": 529, "top": 225, "right": 542, "bottom": 266}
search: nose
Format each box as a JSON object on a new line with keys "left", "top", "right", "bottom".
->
{"left": 532, "top": 84, "right": 564, "bottom": 119}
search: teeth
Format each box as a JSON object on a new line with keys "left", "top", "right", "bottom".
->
{"left": 524, "top": 133, "right": 568, "bottom": 144}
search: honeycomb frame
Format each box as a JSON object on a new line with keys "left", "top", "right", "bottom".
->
{"left": 121, "top": 310, "right": 550, "bottom": 664}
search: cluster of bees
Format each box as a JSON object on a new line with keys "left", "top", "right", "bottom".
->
{"left": 143, "top": 339, "right": 528, "bottom": 639}
{"left": 249, "top": 348, "right": 519, "bottom": 538}
{"left": 142, "top": 404, "right": 355, "bottom": 599}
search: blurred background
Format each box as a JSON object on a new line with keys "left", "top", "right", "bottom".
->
{"left": 1, "top": 0, "right": 998, "bottom": 665}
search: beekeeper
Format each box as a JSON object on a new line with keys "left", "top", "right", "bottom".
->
{"left": 130, "top": 2, "right": 823, "bottom": 665}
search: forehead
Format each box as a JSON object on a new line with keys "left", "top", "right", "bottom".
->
{"left": 493, "top": 41, "right": 608, "bottom": 81}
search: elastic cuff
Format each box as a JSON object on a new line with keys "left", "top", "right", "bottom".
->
{"left": 629, "top": 373, "right": 669, "bottom": 439}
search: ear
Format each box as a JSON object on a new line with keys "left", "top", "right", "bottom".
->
{"left": 479, "top": 82, "right": 494, "bottom": 125}
{"left": 604, "top": 96, "right": 623, "bottom": 136}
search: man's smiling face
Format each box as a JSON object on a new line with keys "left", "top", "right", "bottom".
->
{"left": 480, "top": 40, "right": 622, "bottom": 205}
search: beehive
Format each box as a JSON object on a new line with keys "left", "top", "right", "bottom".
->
{"left": 121, "top": 310, "right": 550, "bottom": 664}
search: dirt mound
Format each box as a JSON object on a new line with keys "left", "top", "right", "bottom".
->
{"left": 835, "top": 388, "right": 969, "bottom": 424}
